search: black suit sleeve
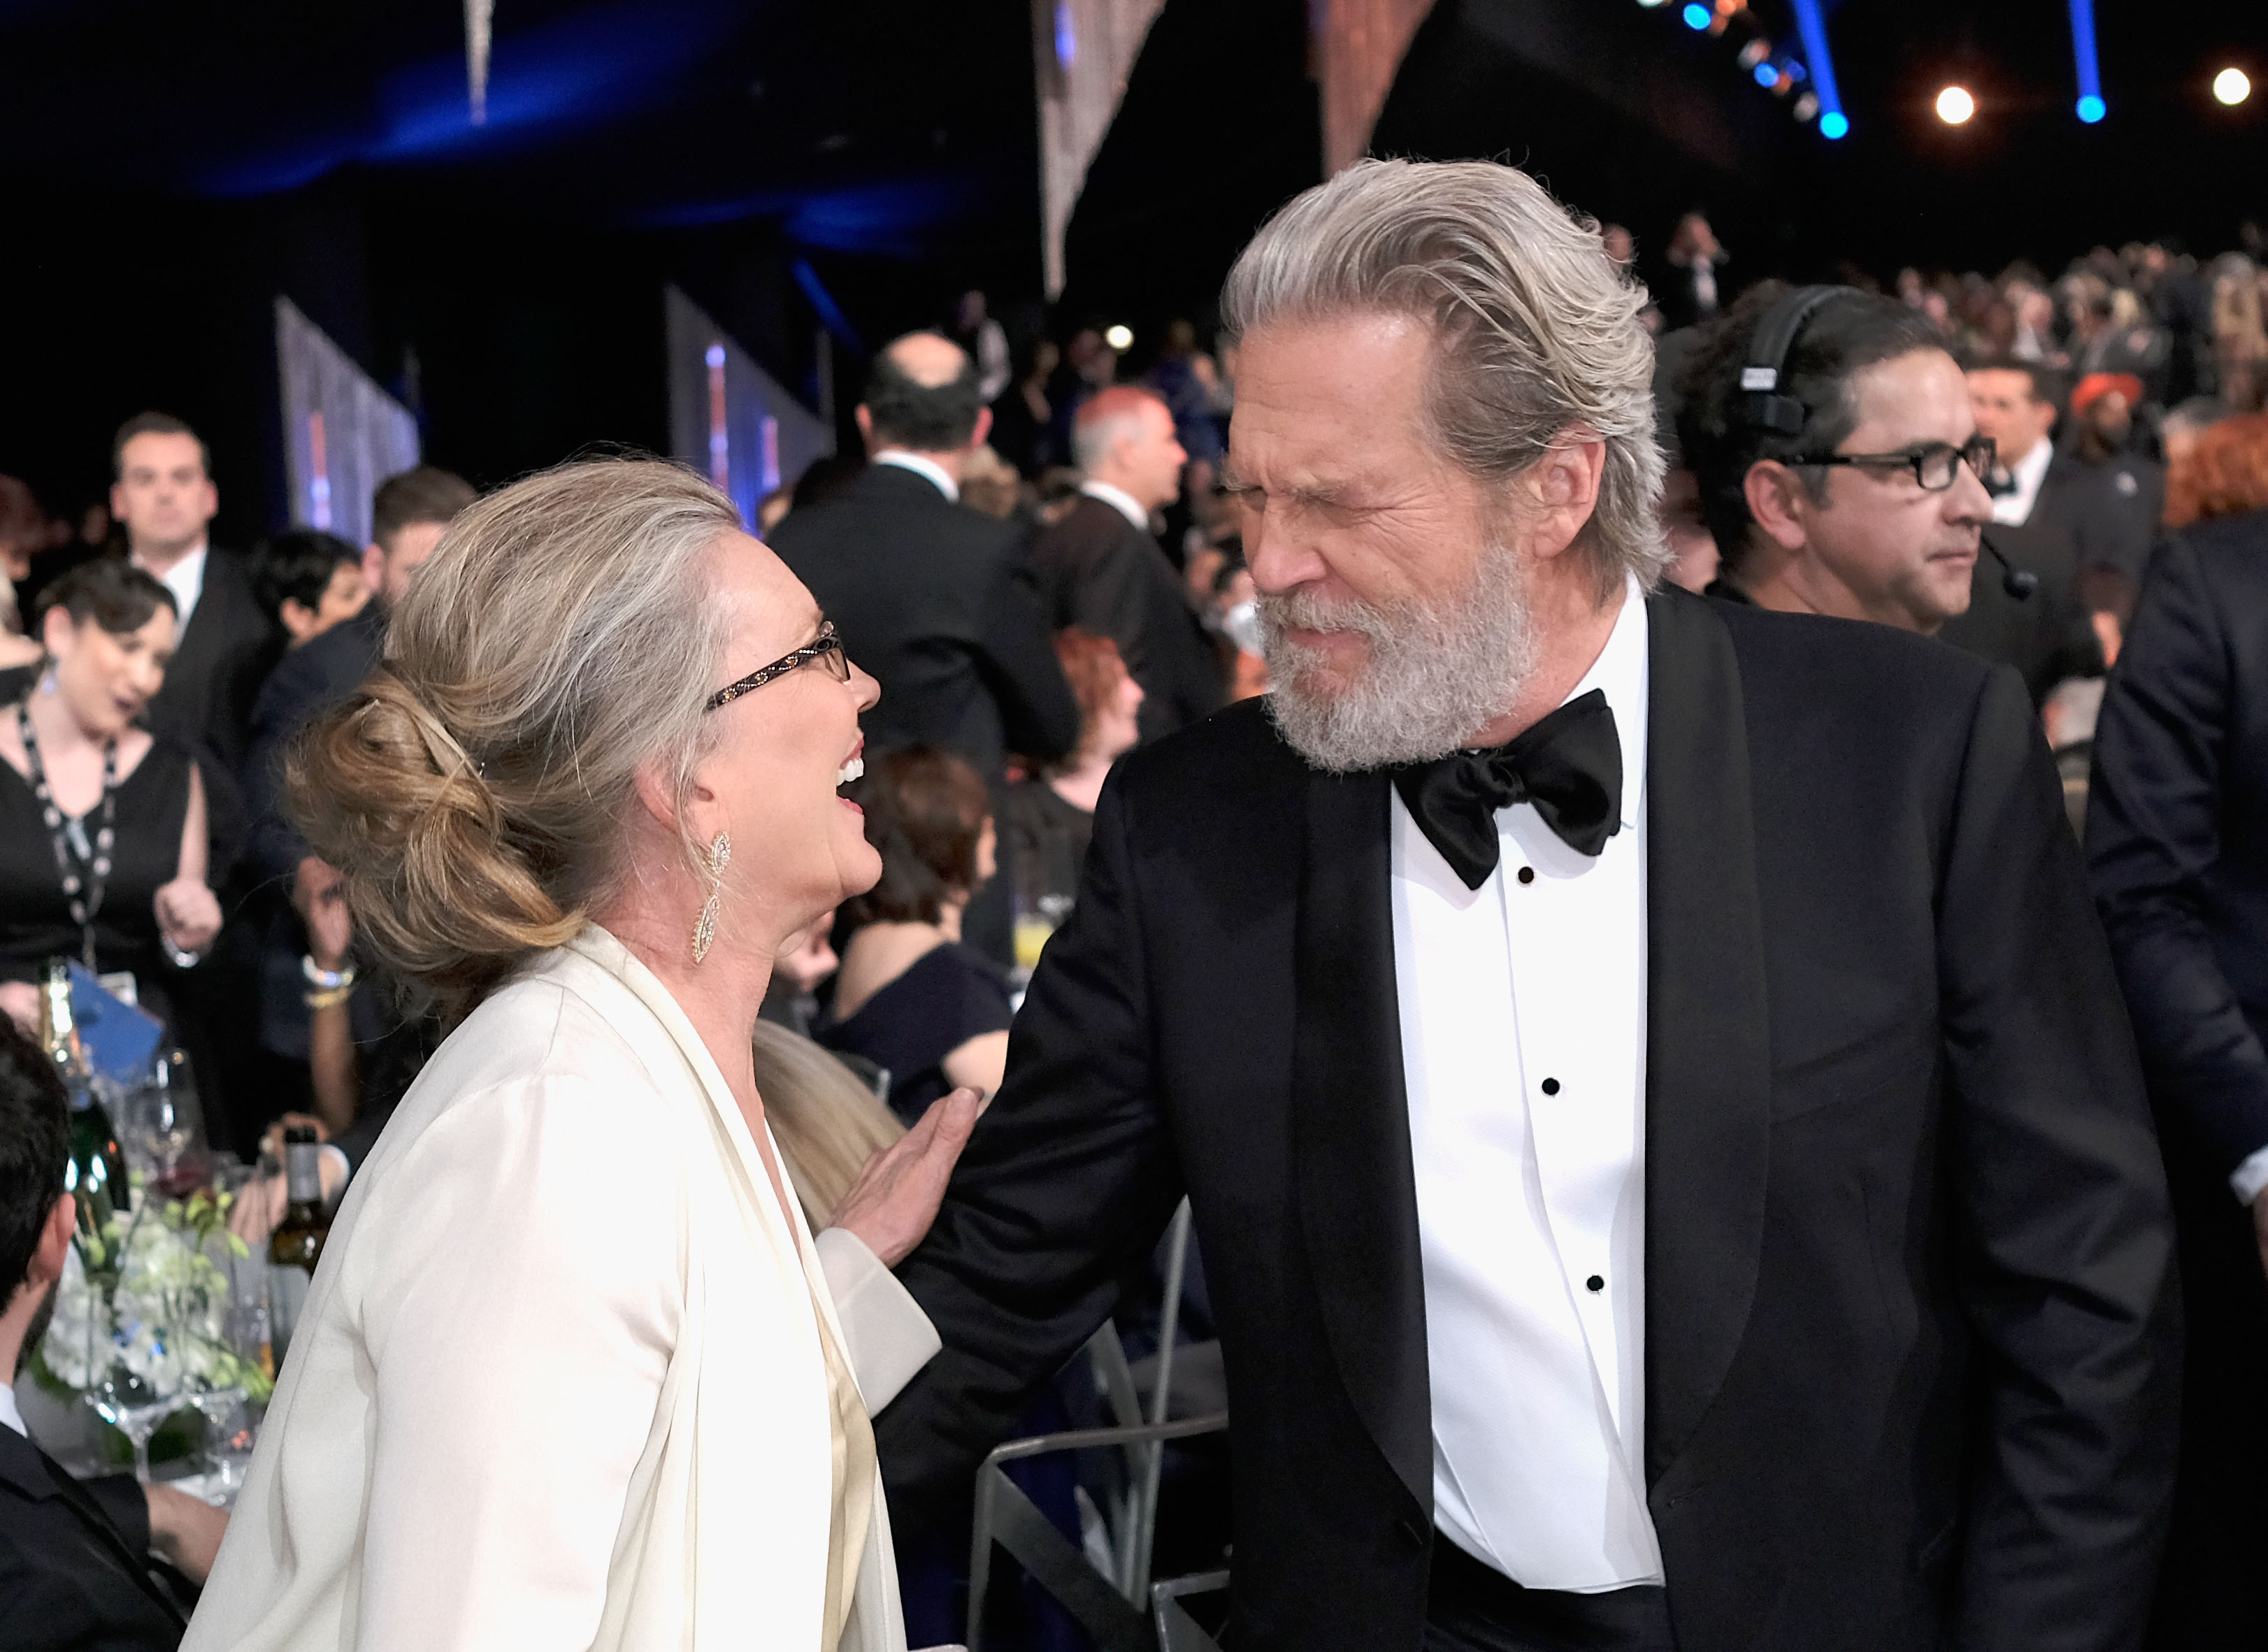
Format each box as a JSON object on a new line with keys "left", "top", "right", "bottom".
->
{"left": 876, "top": 769, "right": 1184, "bottom": 1525}
{"left": 972, "top": 551, "right": 1081, "bottom": 766}
{"left": 1936, "top": 663, "right": 2178, "bottom": 1649}
{"left": 2088, "top": 535, "right": 2268, "bottom": 1176}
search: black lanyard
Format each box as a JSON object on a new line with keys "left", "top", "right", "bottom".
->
{"left": 16, "top": 701, "right": 120, "bottom": 972}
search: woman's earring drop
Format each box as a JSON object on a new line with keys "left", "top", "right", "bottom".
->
{"left": 691, "top": 831, "right": 731, "bottom": 963}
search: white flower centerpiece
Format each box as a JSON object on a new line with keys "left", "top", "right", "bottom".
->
{"left": 36, "top": 1184, "right": 272, "bottom": 1480}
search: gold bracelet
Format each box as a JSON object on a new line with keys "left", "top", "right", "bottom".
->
{"left": 302, "top": 984, "right": 354, "bottom": 1011}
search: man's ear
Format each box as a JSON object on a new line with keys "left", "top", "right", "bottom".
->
{"left": 28, "top": 1193, "right": 73, "bottom": 1292}
{"left": 966, "top": 406, "right": 993, "bottom": 454}
{"left": 279, "top": 598, "right": 317, "bottom": 642}
{"left": 854, "top": 405, "right": 875, "bottom": 452}
{"left": 362, "top": 543, "right": 387, "bottom": 594}
{"left": 1742, "top": 460, "right": 1813, "bottom": 553}
{"left": 1521, "top": 430, "right": 1606, "bottom": 563}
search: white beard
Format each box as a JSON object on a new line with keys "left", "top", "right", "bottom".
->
{"left": 1258, "top": 540, "right": 1539, "bottom": 772}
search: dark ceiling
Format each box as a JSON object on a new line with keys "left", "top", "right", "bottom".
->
{"left": 1, "top": 0, "right": 2260, "bottom": 534}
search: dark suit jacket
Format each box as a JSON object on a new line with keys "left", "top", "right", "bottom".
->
{"left": 142, "top": 548, "right": 280, "bottom": 781}
{"left": 1028, "top": 494, "right": 1223, "bottom": 743}
{"left": 2088, "top": 508, "right": 2268, "bottom": 1177}
{"left": 766, "top": 463, "right": 1079, "bottom": 780}
{"left": 242, "top": 608, "right": 383, "bottom": 887}
{"left": 0, "top": 1424, "right": 186, "bottom": 1651}
{"left": 878, "top": 588, "right": 2177, "bottom": 1652}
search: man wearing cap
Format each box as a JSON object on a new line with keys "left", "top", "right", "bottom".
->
{"left": 2069, "top": 373, "right": 2165, "bottom": 581}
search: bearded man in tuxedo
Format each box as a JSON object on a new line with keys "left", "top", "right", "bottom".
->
{"left": 875, "top": 159, "right": 2176, "bottom": 1652}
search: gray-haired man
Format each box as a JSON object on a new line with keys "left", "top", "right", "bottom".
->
{"left": 877, "top": 160, "right": 2175, "bottom": 1652}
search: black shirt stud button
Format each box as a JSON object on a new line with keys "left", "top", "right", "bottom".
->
{"left": 1586, "top": 1275, "right": 1605, "bottom": 1293}
{"left": 1540, "top": 1077, "right": 1560, "bottom": 1096}
{"left": 1517, "top": 866, "right": 1536, "bottom": 884}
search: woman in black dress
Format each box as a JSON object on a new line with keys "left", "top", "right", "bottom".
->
{"left": 819, "top": 745, "right": 1010, "bottom": 1122}
{"left": 1001, "top": 626, "right": 1144, "bottom": 956}
{"left": 0, "top": 560, "right": 222, "bottom": 1037}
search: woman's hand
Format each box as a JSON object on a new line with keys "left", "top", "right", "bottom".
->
{"left": 154, "top": 878, "right": 222, "bottom": 956}
{"left": 0, "top": 981, "right": 39, "bottom": 1035}
{"left": 826, "top": 1086, "right": 982, "bottom": 1267}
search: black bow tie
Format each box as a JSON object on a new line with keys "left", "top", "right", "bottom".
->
{"left": 1392, "top": 690, "right": 1623, "bottom": 890}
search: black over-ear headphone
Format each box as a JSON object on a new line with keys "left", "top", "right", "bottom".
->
{"left": 1738, "top": 282, "right": 2034, "bottom": 601}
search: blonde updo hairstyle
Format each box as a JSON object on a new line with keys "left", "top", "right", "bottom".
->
{"left": 289, "top": 458, "right": 741, "bottom": 1023}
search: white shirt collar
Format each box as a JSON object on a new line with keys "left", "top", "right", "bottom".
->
{"left": 0, "top": 1380, "right": 25, "bottom": 1438}
{"left": 134, "top": 538, "right": 208, "bottom": 630}
{"left": 1992, "top": 436, "right": 2055, "bottom": 526}
{"left": 1078, "top": 478, "right": 1151, "bottom": 532}
{"left": 1549, "top": 573, "right": 1649, "bottom": 833}
{"left": 872, "top": 451, "right": 959, "bottom": 504}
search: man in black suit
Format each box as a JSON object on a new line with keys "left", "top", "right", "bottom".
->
{"left": 1029, "top": 385, "right": 1223, "bottom": 742}
{"left": 1676, "top": 285, "right": 2103, "bottom": 702}
{"left": 110, "top": 415, "right": 278, "bottom": 780}
{"left": 768, "top": 333, "right": 1079, "bottom": 961}
{"left": 2087, "top": 503, "right": 2268, "bottom": 1649}
{"left": 0, "top": 1023, "right": 224, "bottom": 1649}
{"left": 877, "top": 159, "right": 2176, "bottom": 1652}
{"left": 1948, "top": 360, "right": 2122, "bottom": 694}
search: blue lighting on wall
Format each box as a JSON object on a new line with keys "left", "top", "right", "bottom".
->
{"left": 1787, "top": 0, "right": 1849, "bottom": 140}
{"left": 2067, "top": 0, "right": 2105, "bottom": 123}
{"left": 1680, "top": 3, "right": 1710, "bottom": 29}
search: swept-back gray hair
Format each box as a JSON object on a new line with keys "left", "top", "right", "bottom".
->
{"left": 1220, "top": 158, "right": 1669, "bottom": 598}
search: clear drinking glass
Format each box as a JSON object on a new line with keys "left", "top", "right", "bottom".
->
{"left": 122, "top": 1049, "right": 204, "bottom": 1195}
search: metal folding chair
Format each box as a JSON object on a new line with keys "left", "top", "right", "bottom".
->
{"left": 965, "top": 1200, "right": 1223, "bottom": 1652}
{"left": 1151, "top": 1569, "right": 1230, "bottom": 1652}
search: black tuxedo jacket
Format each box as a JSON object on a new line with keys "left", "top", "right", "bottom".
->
{"left": 1942, "top": 461, "right": 2116, "bottom": 705}
{"left": 0, "top": 1424, "right": 186, "bottom": 1651}
{"left": 1028, "top": 495, "right": 1224, "bottom": 743}
{"left": 2086, "top": 510, "right": 2268, "bottom": 1646}
{"left": 242, "top": 608, "right": 383, "bottom": 886}
{"left": 877, "top": 587, "right": 2176, "bottom": 1652}
{"left": 767, "top": 464, "right": 1079, "bottom": 780}
{"left": 142, "top": 548, "right": 280, "bottom": 780}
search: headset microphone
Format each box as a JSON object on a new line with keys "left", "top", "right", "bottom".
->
{"left": 1979, "top": 533, "right": 2039, "bottom": 601}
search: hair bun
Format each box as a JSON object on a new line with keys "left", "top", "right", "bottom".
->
{"left": 288, "top": 668, "right": 577, "bottom": 1022}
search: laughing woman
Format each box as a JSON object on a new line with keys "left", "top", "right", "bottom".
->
{"left": 183, "top": 460, "right": 974, "bottom": 1652}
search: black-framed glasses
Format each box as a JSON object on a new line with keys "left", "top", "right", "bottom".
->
{"left": 704, "top": 622, "right": 849, "bottom": 711}
{"left": 1797, "top": 433, "right": 1996, "bottom": 493}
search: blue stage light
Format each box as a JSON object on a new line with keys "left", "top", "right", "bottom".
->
{"left": 1819, "top": 110, "right": 1849, "bottom": 139}
{"left": 1786, "top": 0, "right": 1847, "bottom": 144}
{"left": 1681, "top": 3, "right": 1710, "bottom": 29}
{"left": 1754, "top": 62, "right": 1779, "bottom": 87}
{"left": 2067, "top": 0, "right": 2104, "bottom": 125}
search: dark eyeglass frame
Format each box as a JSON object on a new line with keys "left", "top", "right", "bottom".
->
{"left": 1796, "top": 433, "right": 1997, "bottom": 493}
{"left": 704, "top": 622, "right": 849, "bottom": 711}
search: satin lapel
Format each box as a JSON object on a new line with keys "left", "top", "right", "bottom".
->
{"left": 1642, "top": 589, "right": 1774, "bottom": 1487}
{"left": 1290, "top": 764, "right": 1432, "bottom": 1514}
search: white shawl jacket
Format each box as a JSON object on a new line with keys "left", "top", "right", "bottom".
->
{"left": 184, "top": 927, "right": 909, "bottom": 1652}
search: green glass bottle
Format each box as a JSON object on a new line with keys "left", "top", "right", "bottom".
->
{"left": 41, "top": 960, "right": 126, "bottom": 1263}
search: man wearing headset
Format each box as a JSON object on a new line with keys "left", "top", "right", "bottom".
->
{"left": 1679, "top": 282, "right": 2102, "bottom": 700}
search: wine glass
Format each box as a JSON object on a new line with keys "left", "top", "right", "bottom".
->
{"left": 85, "top": 1365, "right": 178, "bottom": 1484}
{"left": 126, "top": 1049, "right": 203, "bottom": 1195}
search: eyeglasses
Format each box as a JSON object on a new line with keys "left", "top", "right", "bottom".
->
{"left": 704, "top": 622, "right": 849, "bottom": 712}
{"left": 1797, "top": 433, "right": 1997, "bottom": 493}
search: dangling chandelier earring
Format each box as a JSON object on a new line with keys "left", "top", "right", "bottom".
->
{"left": 691, "top": 831, "right": 731, "bottom": 963}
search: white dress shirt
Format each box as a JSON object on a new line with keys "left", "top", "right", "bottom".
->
{"left": 0, "top": 1380, "right": 25, "bottom": 1439}
{"left": 1077, "top": 477, "right": 1151, "bottom": 531}
{"left": 1393, "top": 578, "right": 1663, "bottom": 1592}
{"left": 1990, "top": 437, "right": 2055, "bottom": 527}
{"left": 873, "top": 450, "right": 959, "bottom": 503}
{"left": 135, "top": 540, "right": 208, "bottom": 631}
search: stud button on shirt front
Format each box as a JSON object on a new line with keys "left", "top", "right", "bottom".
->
{"left": 1392, "top": 577, "right": 1661, "bottom": 1593}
